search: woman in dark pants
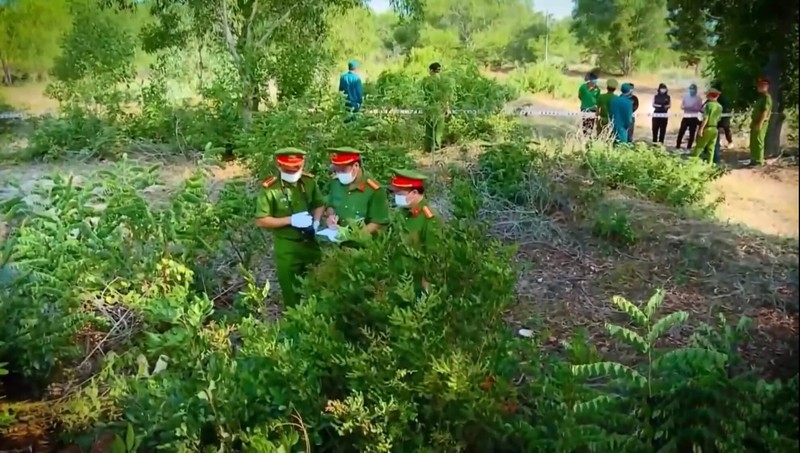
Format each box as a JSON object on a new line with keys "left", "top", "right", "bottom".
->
{"left": 626, "top": 83, "right": 640, "bottom": 141}
{"left": 651, "top": 83, "right": 671, "bottom": 143}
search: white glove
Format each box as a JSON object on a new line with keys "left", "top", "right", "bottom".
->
{"left": 313, "top": 219, "right": 320, "bottom": 231}
{"left": 290, "top": 212, "right": 313, "bottom": 229}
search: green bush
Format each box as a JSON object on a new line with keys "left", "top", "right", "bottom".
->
{"left": 2, "top": 164, "right": 797, "bottom": 452}
{"left": 506, "top": 63, "right": 576, "bottom": 99}
{"left": 582, "top": 141, "right": 719, "bottom": 208}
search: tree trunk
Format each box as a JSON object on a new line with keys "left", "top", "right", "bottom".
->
{"left": 1, "top": 59, "right": 12, "bottom": 86}
{"left": 764, "top": 51, "right": 783, "bottom": 156}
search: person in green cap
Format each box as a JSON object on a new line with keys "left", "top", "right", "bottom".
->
{"left": 389, "top": 168, "right": 441, "bottom": 292}
{"left": 324, "top": 147, "right": 390, "bottom": 236}
{"left": 254, "top": 148, "right": 325, "bottom": 307}
{"left": 691, "top": 88, "right": 723, "bottom": 164}
{"left": 748, "top": 78, "right": 772, "bottom": 166}
{"left": 578, "top": 71, "right": 601, "bottom": 135}
{"left": 595, "top": 78, "right": 618, "bottom": 135}
{"left": 339, "top": 60, "right": 363, "bottom": 114}
{"left": 421, "top": 62, "right": 454, "bottom": 153}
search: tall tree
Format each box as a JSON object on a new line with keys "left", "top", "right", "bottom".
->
{"left": 572, "top": 0, "right": 669, "bottom": 75}
{"left": 0, "top": 0, "right": 71, "bottom": 85}
{"left": 414, "top": 0, "right": 539, "bottom": 66}
{"left": 667, "top": 8, "right": 710, "bottom": 75}
{"left": 668, "top": 0, "right": 799, "bottom": 154}
{"left": 103, "top": 0, "right": 423, "bottom": 124}
{"left": 49, "top": 0, "right": 137, "bottom": 112}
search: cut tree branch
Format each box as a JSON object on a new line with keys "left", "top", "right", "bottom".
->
{"left": 255, "top": 5, "right": 297, "bottom": 48}
{"left": 219, "top": 0, "right": 240, "bottom": 63}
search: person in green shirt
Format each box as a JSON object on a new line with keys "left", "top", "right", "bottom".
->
{"left": 421, "top": 62, "right": 453, "bottom": 153}
{"left": 578, "top": 72, "right": 601, "bottom": 135}
{"left": 324, "top": 147, "right": 390, "bottom": 236}
{"left": 748, "top": 78, "right": 772, "bottom": 166}
{"left": 254, "top": 148, "right": 325, "bottom": 307}
{"left": 595, "top": 78, "right": 618, "bottom": 136}
{"left": 389, "top": 168, "right": 441, "bottom": 292}
{"left": 691, "top": 88, "right": 723, "bottom": 164}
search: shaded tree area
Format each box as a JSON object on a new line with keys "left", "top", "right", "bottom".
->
{"left": 668, "top": 0, "right": 800, "bottom": 153}
{"left": 571, "top": 0, "right": 670, "bottom": 75}
{"left": 0, "top": 0, "right": 71, "bottom": 85}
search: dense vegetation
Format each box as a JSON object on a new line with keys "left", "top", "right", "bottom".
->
{"left": 1, "top": 0, "right": 798, "bottom": 451}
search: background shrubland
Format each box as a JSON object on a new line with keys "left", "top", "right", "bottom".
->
{"left": 0, "top": 0, "right": 798, "bottom": 451}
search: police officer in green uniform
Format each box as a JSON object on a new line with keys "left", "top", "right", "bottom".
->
{"left": 421, "top": 62, "right": 453, "bottom": 153}
{"left": 389, "top": 168, "right": 441, "bottom": 292}
{"left": 324, "top": 147, "right": 390, "bottom": 236}
{"left": 254, "top": 148, "right": 324, "bottom": 307}
{"left": 692, "top": 88, "right": 723, "bottom": 164}
{"left": 748, "top": 78, "right": 772, "bottom": 167}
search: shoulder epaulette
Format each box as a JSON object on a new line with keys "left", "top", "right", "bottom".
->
{"left": 422, "top": 206, "right": 434, "bottom": 219}
{"left": 262, "top": 176, "right": 277, "bottom": 188}
{"left": 366, "top": 179, "right": 380, "bottom": 190}
{"left": 302, "top": 172, "right": 315, "bottom": 178}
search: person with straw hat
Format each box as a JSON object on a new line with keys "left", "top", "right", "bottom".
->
{"left": 254, "top": 148, "right": 325, "bottom": 307}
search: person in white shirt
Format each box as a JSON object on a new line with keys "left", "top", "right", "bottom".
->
{"left": 676, "top": 83, "right": 704, "bottom": 150}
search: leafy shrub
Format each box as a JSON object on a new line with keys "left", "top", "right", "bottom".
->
{"left": 592, "top": 200, "right": 637, "bottom": 246}
{"left": 235, "top": 95, "right": 418, "bottom": 183}
{"left": 477, "top": 141, "right": 538, "bottom": 205}
{"left": 25, "top": 106, "right": 127, "bottom": 160}
{"left": 507, "top": 63, "right": 576, "bottom": 99}
{"left": 582, "top": 141, "right": 718, "bottom": 208}
{"left": 570, "top": 290, "right": 799, "bottom": 453}
{"left": 0, "top": 160, "right": 259, "bottom": 382}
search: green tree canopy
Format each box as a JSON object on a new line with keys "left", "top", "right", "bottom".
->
{"left": 572, "top": 0, "right": 669, "bottom": 75}
{"left": 667, "top": 0, "right": 799, "bottom": 152}
{"left": 0, "top": 0, "right": 71, "bottom": 84}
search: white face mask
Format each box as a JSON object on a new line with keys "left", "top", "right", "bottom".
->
{"left": 336, "top": 171, "right": 355, "bottom": 185}
{"left": 394, "top": 194, "right": 409, "bottom": 207}
{"left": 659, "top": 89, "right": 666, "bottom": 94}
{"left": 280, "top": 170, "right": 302, "bottom": 183}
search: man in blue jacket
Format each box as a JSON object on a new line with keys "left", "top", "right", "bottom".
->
{"left": 610, "top": 83, "right": 634, "bottom": 143}
{"left": 338, "top": 60, "right": 363, "bottom": 113}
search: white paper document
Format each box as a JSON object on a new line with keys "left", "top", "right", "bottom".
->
{"left": 315, "top": 228, "right": 341, "bottom": 243}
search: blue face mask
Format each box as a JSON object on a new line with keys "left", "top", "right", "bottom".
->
{"left": 689, "top": 89, "right": 697, "bottom": 96}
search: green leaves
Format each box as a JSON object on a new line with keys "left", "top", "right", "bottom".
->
{"left": 572, "top": 362, "right": 648, "bottom": 388}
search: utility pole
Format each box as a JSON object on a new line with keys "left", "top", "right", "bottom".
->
{"left": 544, "top": 12, "right": 550, "bottom": 64}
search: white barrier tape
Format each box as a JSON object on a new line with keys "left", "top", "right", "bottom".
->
{"left": 0, "top": 108, "right": 769, "bottom": 120}
{"left": 353, "top": 108, "right": 744, "bottom": 119}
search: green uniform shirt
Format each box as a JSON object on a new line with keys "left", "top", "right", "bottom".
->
{"left": 422, "top": 74, "right": 454, "bottom": 116}
{"left": 751, "top": 93, "right": 772, "bottom": 126}
{"left": 702, "top": 100, "right": 723, "bottom": 129}
{"left": 579, "top": 82, "right": 601, "bottom": 110}
{"left": 401, "top": 199, "right": 441, "bottom": 252}
{"left": 326, "top": 173, "right": 390, "bottom": 227}
{"left": 596, "top": 92, "right": 617, "bottom": 120}
{"left": 255, "top": 174, "right": 324, "bottom": 240}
